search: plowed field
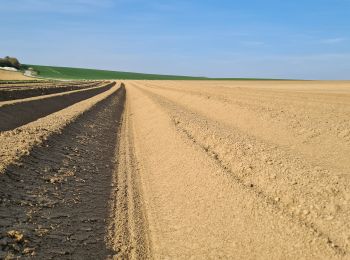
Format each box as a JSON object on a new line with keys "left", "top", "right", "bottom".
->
{"left": 1, "top": 80, "right": 349, "bottom": 259}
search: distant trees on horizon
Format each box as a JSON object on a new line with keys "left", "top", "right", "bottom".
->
{"left": 0, "top": 56, "right": 21, "bottom": 69}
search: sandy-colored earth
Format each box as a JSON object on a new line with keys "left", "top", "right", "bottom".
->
{"left": 0, "top": 80, "right": 350, "bottom": 259}
{"left": 0, "top": 70, "right": 32, "bottom": 80}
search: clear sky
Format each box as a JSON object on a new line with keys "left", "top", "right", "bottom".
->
{"left": 1, "top": 0, "right": 350, "bottom": 79}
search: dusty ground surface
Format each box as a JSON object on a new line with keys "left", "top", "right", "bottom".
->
{"left": 124, "top": 80, "right": 350, "bottom": 259}
{"left": 0, "top": 70, "right": 32, "bottom": 80}
{"left": 0, "top": 80, "right": 349, "bottom": 259}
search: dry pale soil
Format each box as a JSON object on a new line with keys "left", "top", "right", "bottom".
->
{"left": 0, "top": 70, "right": 32, "bottom": 80}
{"left": 0, "top": 80, "right": 349, "bottom": 259}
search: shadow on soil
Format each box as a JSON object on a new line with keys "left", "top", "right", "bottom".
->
{"left": 0, "top": 85, "right": 125, "bottom": 259}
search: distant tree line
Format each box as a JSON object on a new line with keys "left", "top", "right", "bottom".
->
{"left": 0, "top": 56, "right": 21, "bottom": 69}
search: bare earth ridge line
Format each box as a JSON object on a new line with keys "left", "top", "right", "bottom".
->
{"left": 0, "top": 83, "right": 120, "bottom": 175}
{"left": 0, "top": 81, "right": 107, "bottom": 102}
{"left": 0, "top": 82, "right": 115, "bottom": 132}
{"left": 107, "top": 87, "right": 152, "bottom": 259}
{"left": 0, "top": 81, "right": 114, "bottom": 107}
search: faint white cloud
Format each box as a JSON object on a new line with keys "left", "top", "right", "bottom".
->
{"left": 0, "top": 0, "right": 114, "bottom": 13}
{"left": 320, "top": 37, "right": 346, "bottom": 44}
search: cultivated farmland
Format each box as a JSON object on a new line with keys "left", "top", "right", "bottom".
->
{"left": 0, "top": 80, "right": 350, "bottom": 259}
{"left": 25, "top": 65, "right": 208, "bottom": 80}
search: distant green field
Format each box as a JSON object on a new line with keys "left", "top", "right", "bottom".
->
{"left": 24, "top": 64, "right": 208, "bottom": 80}
{"left": 21, "top": 64, "right": 287, "bottom": 81}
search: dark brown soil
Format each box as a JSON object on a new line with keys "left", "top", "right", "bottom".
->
{"left": 0, "top": 82, "right": 115, "bottom": 132}
{"left": 0, "top": 86, "right": 125, "bottom": 259}
{"left": 0, "top": 81, "right": 104, "bottom": 101}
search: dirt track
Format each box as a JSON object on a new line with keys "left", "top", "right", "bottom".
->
{"left": 1, "top": 80, "right": 350, "bottom": 259}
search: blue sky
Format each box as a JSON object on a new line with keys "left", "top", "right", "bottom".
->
{"left": 1, "top": 0, "right": 350, "bottom": 79}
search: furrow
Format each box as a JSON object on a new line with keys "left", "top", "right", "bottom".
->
{"left": 0, "top": 83, "right": 120, "bottom": 174}
{"left": 0, "top": 81, "right": 115, "bottom": 131}
{"left": 0, "top": 81, "right": 105, "bottom": 101}
{"left": 0, "top": 85, "right": 125, "bottom": 259}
